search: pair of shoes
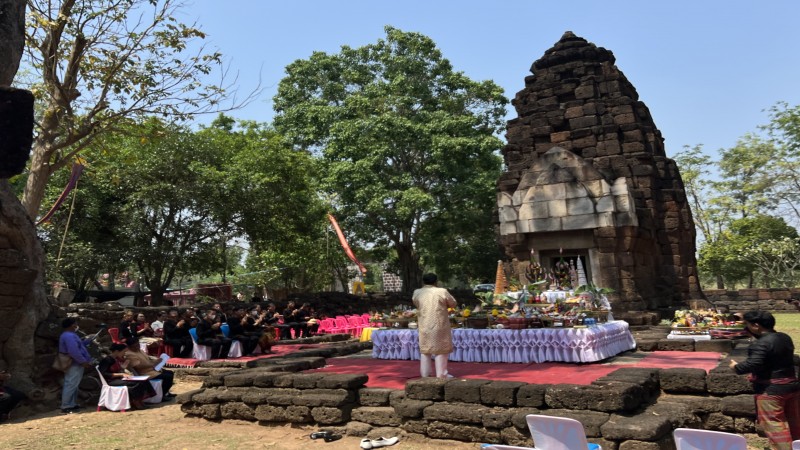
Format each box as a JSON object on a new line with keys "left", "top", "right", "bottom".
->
{"left": 161, "top": 396, "right": 174, "bottom": 403}
{"left": 361, "top": 437, "right": 399, "bottom": 449}
{"left": 60, "top": 408, "right": 78, "bottom": 414}
{"left": 163, "top": 392, "right": 176, "bottom": 398}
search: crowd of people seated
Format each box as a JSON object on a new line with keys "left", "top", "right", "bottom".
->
{"left": 114, "top": 300, "right": 324, "bottom": 362}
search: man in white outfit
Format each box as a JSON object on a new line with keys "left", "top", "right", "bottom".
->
{"left": 412, "top": 273, "right": 457, "bottom": 378}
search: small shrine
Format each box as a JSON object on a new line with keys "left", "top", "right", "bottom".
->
{"left": 496, "top": 32, "right": 705, "bottom": 313}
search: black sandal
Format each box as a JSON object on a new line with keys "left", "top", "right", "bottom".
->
{"left": 310, "top": 431, "right": 333, "bottom": 440}
{"left": 324, "top": 434, "right": 342, "bottom": 443}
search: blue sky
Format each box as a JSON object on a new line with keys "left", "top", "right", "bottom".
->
{"left": 185, "top": 0, "right": 800, "bottom": 158}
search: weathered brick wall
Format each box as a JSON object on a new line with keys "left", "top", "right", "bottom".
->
{"left": 178, "top": 348, "right": 761, "bottom": 450}
{"left": 704, "top": 288, "right": 800, "bottom": 312}
{"left": 497, "top": 31, "right": 704, "bottom": 313}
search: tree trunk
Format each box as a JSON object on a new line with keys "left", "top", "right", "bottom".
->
{"left": 715, "top": 274, "right": 724, "bottom": 289}
{"left": 0, "top": 180, "right": 50, "bottom": 395}
{"left": 0, "top": 0, "right": 26, "bottom": 86}
{"left": 396, "top": 242, "right": 422, "bottom": 295}
{"left": 21, "top": 140, "right": 55, "bottom": 219}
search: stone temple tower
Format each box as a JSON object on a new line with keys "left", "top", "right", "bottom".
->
{"left": 497, "top": 32, "right": 704, "bottom": 312}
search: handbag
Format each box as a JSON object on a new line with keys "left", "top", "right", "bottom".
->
{"left": 51, "top": 352, "right": 73, "bottom": 371}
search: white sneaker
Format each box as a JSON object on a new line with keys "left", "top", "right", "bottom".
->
{"left": 360, "top": 438, "right": 373, "bottom": 449}
{"left": 370, "top": 437, "right": 399, "bottom": 448}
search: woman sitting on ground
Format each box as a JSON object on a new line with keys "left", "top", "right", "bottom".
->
{"left": 124, "top": 338, "right": 175, "bottom": 400}
{"left": 97, "top": 343, "right": 156, "bottom": 409}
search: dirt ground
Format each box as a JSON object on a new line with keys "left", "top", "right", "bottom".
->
{"left": 0, "top": 381, "right": 481, "bottom": 450}
{"left": 0, "top": 380, "right": 771, "bottom": 450}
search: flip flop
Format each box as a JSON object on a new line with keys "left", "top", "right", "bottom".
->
{"left": 310, "top": 431, "right": 333, "bottom": 440}
{"left": 324, "top": 434, "right": 342, "bottom": 443}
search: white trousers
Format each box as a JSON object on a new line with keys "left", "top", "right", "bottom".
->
{"left": 420, "top": 353, "right": 450, "bottom": 378}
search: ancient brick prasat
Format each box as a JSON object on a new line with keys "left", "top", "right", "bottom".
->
{"left": 497, "top": 32, "right": 704, "bottom": 312}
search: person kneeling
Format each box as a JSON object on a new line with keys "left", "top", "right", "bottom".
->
{"left": 124, "top": 338, "right": 175, "bottom": 400}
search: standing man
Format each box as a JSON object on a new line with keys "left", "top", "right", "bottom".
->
{"left": 729, "top": 310, "right": 800, "bottom": 450}
{"left": 58, "top": 318, "right": 92, "bottom": 414}
{"left": 412, "top": 273, "right": 457, "bottom": 378}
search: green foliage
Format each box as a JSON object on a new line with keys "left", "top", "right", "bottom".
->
{"left": 744, "top": 237, "right": 800, "bottom": 288}
{"left": 273, "top": 26, "right": 507, "bottom": 292}
{"left": 20, "top": 0, "right": 240, "bottom": 218}
{"left": 698, "top": 215, "right": 798, "bottom": 288}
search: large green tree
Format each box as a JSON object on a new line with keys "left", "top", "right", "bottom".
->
{"left": 85, "top": 121, "right": 235, "bottom": 304}
{"left": 198, "top": 116, "right": 333, "bottom": 293}
{"left": 19, "top": 0, "right": 245, "bottom": 219}
{"left": 699, "top": 214, "right": 797, "bottom": 289}
{"left": 273, "top": 26, "right": 507, "bottom": 292}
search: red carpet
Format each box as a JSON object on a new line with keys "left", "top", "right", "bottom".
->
{"left": 635, "top": 351, "right": 722, "bottom": 370}
{"left": 310, "top": 351, "right": 722, "bottom": 390}
{"left": 165, "top": 344, "right": 324, "bottom": 368}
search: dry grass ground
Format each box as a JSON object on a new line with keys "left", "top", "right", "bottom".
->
{"left": 0, "top": 381, "right": 479, "bottom": 450}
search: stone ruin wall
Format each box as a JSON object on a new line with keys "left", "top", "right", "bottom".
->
{"left": 497, "top": 32, "right": 704, "bottom": 313}
{"left": 177, "top": 349, "right": 760, "bottom": 450}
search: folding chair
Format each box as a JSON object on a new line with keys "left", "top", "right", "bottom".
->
{"left": 188, "top": 327, "right": 212, "bottom": 360}
{"left": 95, "top": 367, "right": 130, "bottom": 412}
{"left": 144, "top": 379, "right": 163, "bottom": 404}
{"left": 526, "top": 414, "right": 602, "bottom": 450}
{"left": 673, "top": 428, "right": 747, "bottom": 450}
{"left": 219, "top": 323, "right": 242, "bottom": 358}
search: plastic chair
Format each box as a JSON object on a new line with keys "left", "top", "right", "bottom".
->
{"left": 188, "top": 328, "right": 212, "bottom": 361}
{"left": 108, "top": 327, "right": 123, "bottom": 344}
{"left": 484, "top": 446, "right": 535, "bottom": 450}
{"left": 348, "top": 316, "right": 365, "bottom": 338}
{"left": 316, "top": 318, "right": 334, "bottom": 334}
{"left": 330, "top": 317, "right": 354, "bottom": 335}
{"left": 95, "top": 367, "right": 130, "bottom": 412}
{"left": 144, "top": 379, "right": 163, "bottom": 404}
{"left": 526, "top": 414, "right": 602, "bottom": 450}
{"left": 219, "top": 324, "right": 243, "bottom": 358}
{"left": 673, "top": 428, "right": 747, "bottom": 450}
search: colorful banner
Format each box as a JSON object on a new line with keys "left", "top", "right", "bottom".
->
{"left": 328, "top": 214, "right": 367, "bottom": 274}
{"left": 37, "top": 162, "right": 85, "bottom": 226}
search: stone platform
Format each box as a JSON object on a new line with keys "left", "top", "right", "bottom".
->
{"left": 176, "top": 334, "right": 760, "bottom": 450}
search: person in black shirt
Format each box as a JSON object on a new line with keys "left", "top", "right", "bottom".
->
{"left": 196, "top": 310, "right": 231, "bottom": 359}
{"left": 119, "top": 310, "right": 139, "bottom": 342}
{"left": 281, "top": 301, "right": 302, "bottom": 340}
{"left": 228, "top": 308, "right": 260, "bottom": 356}
{"left": 730, "top": 310, "right": 800, "bottom": 450}
{"left": 163, "top": 308, "right": 193, "bottom": 358}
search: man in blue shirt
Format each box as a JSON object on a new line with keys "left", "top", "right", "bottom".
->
{"left": 58, "top": 318, "right": 92, "bottom": 413}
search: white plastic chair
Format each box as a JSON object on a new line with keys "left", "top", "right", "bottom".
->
{"left": 95, "top": 367, "right": 130, "bottom": 412}
{"left": 792, "top": 440, "right": 800, "bottom": 450}
{"left": 188, "top": 328, "right": 212, "bottom": 360}
{"left": 227, "top": 340, "right": 243, "bottom": 358}
{"left": 484, "top": 446, "right": 535, "bottom": 450}
{"left": 673, "top": 428, "right": 747, "bottom": 450}
{"left": 526, "top": 414, "right": 602, "bottom": 450}
{"left": 144, "top": 379, "right": 163, "bottom": 404}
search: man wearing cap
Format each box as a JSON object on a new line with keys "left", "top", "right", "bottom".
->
{"left": 58, "top": 318, "right": 93, "bottom": 414}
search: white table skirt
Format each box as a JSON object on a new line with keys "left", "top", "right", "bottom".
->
{"left": 371, "top": 321, "right": 637, "bottom": 363}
